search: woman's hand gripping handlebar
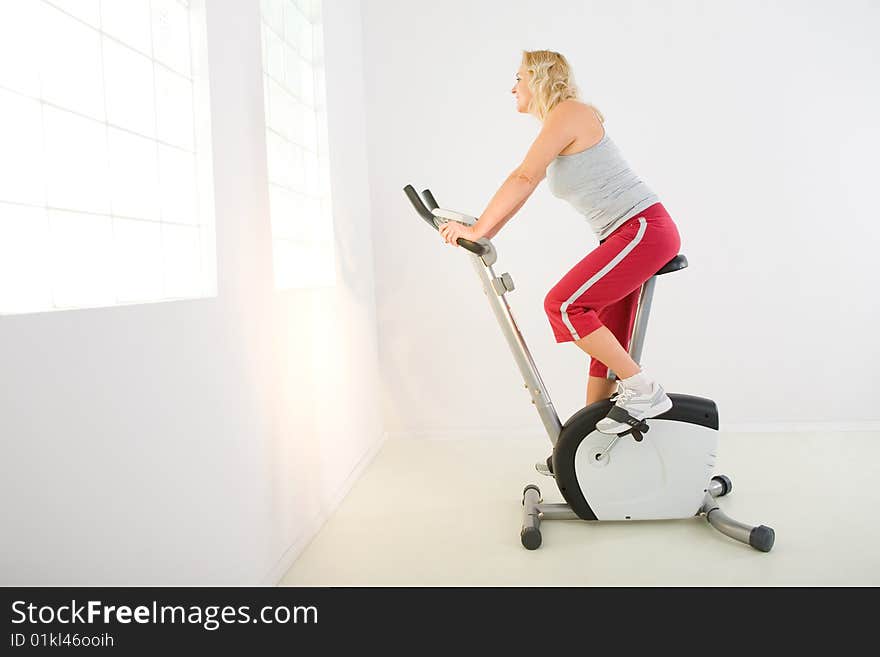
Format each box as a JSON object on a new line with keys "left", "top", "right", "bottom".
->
{"left": 402, "top": 184, "right": 489, "bottom": 256}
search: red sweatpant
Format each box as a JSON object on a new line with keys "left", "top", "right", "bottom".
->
{"left": 543, "top": 202, "right": 681, "bottom": 378}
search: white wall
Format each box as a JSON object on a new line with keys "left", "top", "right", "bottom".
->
{"left": 0, "top": 0, "right": 382, "bottom": 585}
{"left": 364, "top": 0, "right": 880, "bottom": 436}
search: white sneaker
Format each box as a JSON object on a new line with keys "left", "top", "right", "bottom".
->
{"left": 596, "top": 372, "right": 673, "bottom": 434}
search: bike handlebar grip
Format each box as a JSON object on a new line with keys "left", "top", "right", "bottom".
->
{"left": 421, "top": 189, "right": 439, "bottom": 211}
{"left": 457, "top": 237, "right": 488, "bottom": 255}
{"left": 403, "top": 184, "right": 437, "bottom": 228}
{"left": 403, "top": 184, "right": 488, "bottom": 256}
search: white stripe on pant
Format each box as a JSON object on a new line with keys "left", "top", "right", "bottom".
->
{"left": 560, "top": 217, "right": 648, "bottom": 340}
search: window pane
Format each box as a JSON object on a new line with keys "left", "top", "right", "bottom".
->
{"left": 302, "top": 106, "right": 316, "bottom": 152}
{"left": 108, "top": 128, "right": 160, "bottom": 221}
{"left": 158, "top": 145, "right": 197, "bottom": 224}
{"left": 43, "top": 106, "right": 110, "bottom": 214}
{"left": 261, "top": 0, "right": 283, "bottom": 30}
{"left": 103, "top": 37, "right": 156, "bottom": 138}
{"left": 262, "top": 72, "right": 272, "bottom": 128}
{"left": 113, "top": 217, "right": 163, "bottom": 302}
{"left": 266, "top": 130, "right": 295, "bottom": 189}
{"left": 151, "top": 0, "right": 191, "bottom": 77}
{"left": 263, "top": 24, "right": 285, "bottom": 83}
{"left": 291, "top": 144, "right": 307, "bottom": 191}
{"left": 289, "top": 101, "right": 305, "bottom": 149}
{"left": 268, "top": 185, "right": 302, "bottom": 241}
{"left": 283, "top": 44, "right": 304, "bottom": 103}
{"left": 0, "top": 0, "right": 42, "bottom": 97}
{"left": 312, "top": 18, "right": 324, "bottom": 65}
{"left": 317, "top": 124, "right": 330, "bottom": 197}
{"left": 314, "top": 67, "right": 326, "bottom": 110}
{"left": 48, "top": 209, "right": 115, "bottom": 308}
{"left": 299, "top": 57, "right": 314, "bottom": 107}
{"left": 267, "top": 77, "right": 294, "bottom": 141}
{"left": 284, "top": 4, "right": 312, "bottom": 62}
{"left": 303, "top": 151, "right": 319, "bottom": 196}
{"left": 311, "top": 0, "right": 323, "bottom": 23}
{"left": 0, "top": 89, "right": 46, "bottom": 207}
{"left": 41, "top": 4, "right": 105, "bottom": 121}
{"left": 100, "top": 0, "right": 152, "bottom": 55}
{"left": 261, "top": 0, "right": 333, "bottom": 290}
{"left": 0, "top": 0, "right": 214, "bottom": 314}
{"left": 155, "top": 66, "right": 194, "bottom": 150}
{"left": 0, "top": 203, "right": 52, "bottom": 314}
{"left": 45, "top": 0, "right": 101, "bottom": 28}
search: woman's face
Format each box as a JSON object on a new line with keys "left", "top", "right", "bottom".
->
{"left": 511, "top": 65, "right": 532, "bottom": 114}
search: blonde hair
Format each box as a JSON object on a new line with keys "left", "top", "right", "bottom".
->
{"left": 521, "top": 50, "right": 604, "bottom": 123}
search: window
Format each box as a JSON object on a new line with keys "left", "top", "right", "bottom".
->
{"left": 0, "top": 0, "right": 215, "bottom": 315}
{"left": 260, "top": 0, "right": 335, "bottom": 289}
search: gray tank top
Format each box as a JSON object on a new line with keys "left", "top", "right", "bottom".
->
{"left": 546, "top": 129, "right": 660, "bottom": 241}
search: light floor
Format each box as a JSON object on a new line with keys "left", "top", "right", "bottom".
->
{"left": 280, "top": 431, "right": 880, "bottom": 587}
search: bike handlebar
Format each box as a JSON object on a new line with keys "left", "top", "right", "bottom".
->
{"left": 403, "top": 184, "right": 489, "bottom": 256}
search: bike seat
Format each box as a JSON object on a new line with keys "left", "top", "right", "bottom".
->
{"left": 655, "top": 254, "right": 688, "bottom": 276}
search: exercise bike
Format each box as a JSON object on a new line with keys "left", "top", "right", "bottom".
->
{"left": 404, "top": 184, "right": 775, "bottom": 552}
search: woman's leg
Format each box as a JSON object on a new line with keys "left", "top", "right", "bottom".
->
{"left": 576, "top": 325, "right": 640, "bottom": 380}
{"left": 543, "top": 206, "right": 681, "bottom": 419}
{"left": 586, "top": 375, "right": 617, "bottom": 406}
{"left": 582, "top": 285, "right": 642, "bottom": 405}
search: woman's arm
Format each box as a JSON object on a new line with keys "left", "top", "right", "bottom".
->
{"left": 470, "top": 102, "right": 578, "bottom": 240}
{"left": 484, "top": 196, "right": 527, "bottom": 239}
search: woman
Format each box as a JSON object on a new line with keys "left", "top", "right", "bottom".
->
{"left": 439, "top": 50, "right": 681, "bottom": 434}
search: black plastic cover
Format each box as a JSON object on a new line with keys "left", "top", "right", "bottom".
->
{"left": 749, "top": 525, "right": 775, "bottom": 552}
